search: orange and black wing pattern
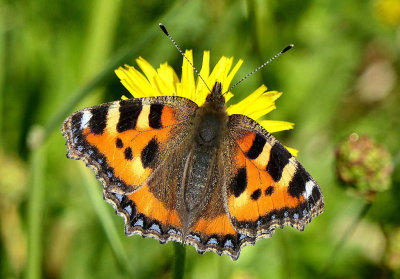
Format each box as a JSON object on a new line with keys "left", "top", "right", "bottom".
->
{"left": 62, "top": 96, "right": 197, "bottom": 242}
{"left": 62, "top": 96, "right": 324, "bottom": 260}
{"left": 225, "top": 114, "right": 324, "bottom": 238}
{"left": 183, "top": 159, "right": 258, "bottom": 260}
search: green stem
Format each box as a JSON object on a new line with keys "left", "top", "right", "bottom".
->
{"left": 173, "top": 242, "right": 186, "bottom": 279}
{"left": 26, "top": 144, "right": 47, "bottom": 279}
{"left": 321, "top": 201, "right": 372, "bottom": 274}
{"left": 0, "top": 11, "right": 5, "bottom": 146}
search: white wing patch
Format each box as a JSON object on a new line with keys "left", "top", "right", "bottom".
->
{"left": 303, "top": 180, "right": 316, "bottom": 199}
{"left": 80, "top": 110, "right": 92, "bottom": 130}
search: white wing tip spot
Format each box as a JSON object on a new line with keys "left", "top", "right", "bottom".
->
{"left": 80, "top": 110, "right": 92, "bottom": 130}
{"left": 303, "top": 180, "right": 316, "bottom": 199}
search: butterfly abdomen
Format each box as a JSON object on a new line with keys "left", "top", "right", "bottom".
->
{"left": 183, "top": 145, "right": 218, "bottom": 212}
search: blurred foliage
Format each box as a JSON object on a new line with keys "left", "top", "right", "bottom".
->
{"left": 1, "top": 0, "right": 400, "bottom": 278}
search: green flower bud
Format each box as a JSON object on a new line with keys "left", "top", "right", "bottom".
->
{"left": 335, "top": 134, "right": 393, "bottom": 194}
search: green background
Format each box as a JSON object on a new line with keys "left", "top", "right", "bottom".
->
{"left": 1, "top": 0, "right": 400, "bottom": 278}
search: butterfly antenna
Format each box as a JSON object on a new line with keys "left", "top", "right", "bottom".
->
{"left": 223, "top": 44, "right": 294, "bottom": 95}
{"left": 159, "top": 23, "right": 212, "bottom": 93}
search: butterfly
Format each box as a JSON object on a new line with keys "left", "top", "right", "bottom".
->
{"left": 62, "top": 77, "right": 324, "bottom": 260}
{"left": 62, "top": 23, "right": 323, "bottom": 259}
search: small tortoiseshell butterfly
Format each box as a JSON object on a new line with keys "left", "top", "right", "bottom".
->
{"left": 62, "top": 25, "right": 324, "bottom": 260}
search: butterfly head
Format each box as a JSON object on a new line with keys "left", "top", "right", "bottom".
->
{"left": 205, "top": 82, "right": 225, "bottom": 108}
{"left": 194, "top": 81, "right": 228, "bottom": 147}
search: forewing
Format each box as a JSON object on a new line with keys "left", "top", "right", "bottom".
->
{"left": 62, "top": 96, "right": 197, "bottom": 191}
{"left": 62, "top": 96, "right": 198, "bottom": 239}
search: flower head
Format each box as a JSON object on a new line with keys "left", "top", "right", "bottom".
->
{"left": 115, "top": 50, "right": 297, "bottom": 155}
{"left": 335, "top": 133, "right": 393, "bottom": 194}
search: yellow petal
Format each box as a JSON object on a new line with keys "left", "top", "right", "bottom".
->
{"left": 136, "top": 57, "right": 158, "bottom": 88}
{"left": 154, "top": 62, "right": 178, "bottom": 96}
{"left": 226, "top": 85, "right": 266, "bottom": 115}
{"left": 224, "top": 92, "right": 234, "bottom": 103}
{"left": 226, "top": 88, "right": 282, "bottom": 120}
{"left": 114, "top": 65, "right": 154, "bottom": 97}
{"left": 179, "top": 50, "right": 196, "bottom": 101}
{"left": 258, "top": 120, "right": 295, "bottom": 133}
{"left": 285, "top": 146, "right": 298, "bottom": 157}
{"left": 225, "top": 59, "right": 243, "bottom": 91}
{"left": 197, "top": 51, "right": 210, "bottom": 89}
{"left": 208, "top": 56, "right": 233, "bottom": 91}
{"left": 195, "top": 50, "right": 211, "bottom": 105}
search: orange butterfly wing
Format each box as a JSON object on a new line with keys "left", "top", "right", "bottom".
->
{"left": 225, "top": 114, "right": 324, "bottom": 237}
{"left": 62, "top": 96, "right": 197, "bottom": 240}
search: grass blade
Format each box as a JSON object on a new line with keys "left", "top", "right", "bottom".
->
{"left": 79, "top": 166, "right": 133, "bottom": 277}
{"left": 26, "top": 144, "right": 46, "bottom": 279}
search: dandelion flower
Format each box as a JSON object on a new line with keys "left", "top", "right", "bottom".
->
{"left": 115, "top": 50, "right": 297, "bottom": 155}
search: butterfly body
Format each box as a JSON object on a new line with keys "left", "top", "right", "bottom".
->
{"left": 62, "top": 81, "right": 324, "bottom": 260}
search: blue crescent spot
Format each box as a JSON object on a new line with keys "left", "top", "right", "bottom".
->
{"left": 224, "top": 239, "right": 234, "bottom": 248}
{"left": 134, "top": 218, "right": 144, "bottom": 227}
{"left": 124, "top": 205, "right": 132, "bottom": 215}
{"left": 167, "top": 228, "right": 177, "bottom": 235}
{"left": 115, "top": 194, "right": 123, "bottom": 202}
{"left": 207, "top": 238, "right": 218, "bottom": 245}
{"left": 150, "top": 223, "right": 161, "bottom": 233}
